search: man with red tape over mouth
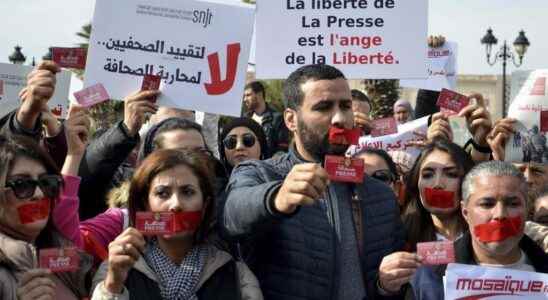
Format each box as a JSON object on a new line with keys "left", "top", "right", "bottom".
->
{"left": 408, "top": 161, "right": 548, "bottom": 300}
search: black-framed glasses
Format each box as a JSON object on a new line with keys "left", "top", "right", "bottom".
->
{"left": 370, "top": 170, "right": 395, "bottom": 183}
{"left": 223, "top": 133, "right": 256, "bottom": 150}
{"left": 5, "top": 174, "right": 62, "bottom": 200}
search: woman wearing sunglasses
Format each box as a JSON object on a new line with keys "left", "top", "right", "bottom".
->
{"left": 0, "top": 106, "right": 91, "bottom": 300}
{"left": 402, "top": 139, "right": 475, "bottom": 250}
{"left": 218, "top": 118, "right": 268, "bottom": 174}
{"left": 91, "top": 149, "right": 262, "bottom": 299}
{"left": 354, "top": 148, "right": 400, "bottom": 195}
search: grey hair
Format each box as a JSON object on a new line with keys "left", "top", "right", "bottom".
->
{"left": 461, "top": 161, "right": 527, "bottom": 203}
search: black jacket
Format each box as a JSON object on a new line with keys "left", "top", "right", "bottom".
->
{"left": 246, "top": 105, "right": 289, "bottom": 157}
{"left": 221, "top": 147, "right": 406, "bottom": 300}
{"left": 78, "top": 121, "right": 139, "bottom": 220}
{"left": 408, "top": 232, "right": 548, "bottom": 300}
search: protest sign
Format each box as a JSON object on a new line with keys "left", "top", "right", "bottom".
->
{"left": 347, "top": 116, "right": 428, "bottom": 170}
{"left": 510, "top": 69, "right": 535, "bottom": 106}
{"left": 255, "top": 0, "right": 428, "bottom": 79}
{"left": 0, "top": 62, "right": 71, "bottom": 119}
{"left": 84, "top": 0, "right": 254, "bottom": 117}
{"left": 448, "top": 116, "right": 472, "bottom": 147}
{"left": 505, "top": 70, "right": 548, "bottom": 163}
{"left": 400, "top": 42, "right": 458, "bottom": 91}
{"left": 444, "top": 263, "right": 548, "bottom": 299}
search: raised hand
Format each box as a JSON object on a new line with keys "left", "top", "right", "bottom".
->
{"left": 458, "top": 93, "right": 493, "bottom": 148}
{"left": 427, "top": 112, "right": 452, "bottom": 142}
{"left": 487, "top": 118, "right": 516, "bottom": 161}
{"left": 65, "top": 105, "right": 91, "bottom": 156}
{"left": 123, "top": 90, "right": 160, "bottom": 137}
{"left": 104, "top": 228, "right": 146, "bottom": 294}
{"left": 273, "top": 163, "right": 329, "bottom": 214}
{"left": 378, "top": 251, "right": 421, "bottom": 293}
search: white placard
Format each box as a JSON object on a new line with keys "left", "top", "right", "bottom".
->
{"left": 84, "top": 0, "right": 254, "bottom": 117}
{"left": 347, "top": 116, "right": 428, "bottom": 171}
{"left": 445, "top": 263, "right": 548, "bottom": 299}
{"left": 400, "top": 42, "right": 458, "bottom": 91}
{"left": 255, "top": 0, "right": 428, "bottom": 79}
{"left": 505, "top": 70, "right": 548, "bottom": 164}
{"left": 0, "top": 63, "right": 71, "bottom": 119}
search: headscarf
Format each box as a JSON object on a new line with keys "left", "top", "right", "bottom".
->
{"left": 218, "top": 117, "right": 268, "bottom": 172}
{"left": 393, "top": 99, "right": 415, "bottom": 123}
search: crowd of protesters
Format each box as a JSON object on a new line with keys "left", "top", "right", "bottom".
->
{"left": 0, "top": 59, "right": 546, "bottom": 300}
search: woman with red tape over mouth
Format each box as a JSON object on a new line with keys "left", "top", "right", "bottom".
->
{"left": 90, "top": 149, "right": 262, "bottom": 300}
{"left": 402, "top": 139, "right": 475, "bottom": 251}
{"left": 408, "top": 161, "right": 548, "bottom": 300}
{"left": 0, "top": 105, "right": 92, "bottom": 300}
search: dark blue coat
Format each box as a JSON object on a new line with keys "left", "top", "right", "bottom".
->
{"left": 221, "top": 147, "right": 405, "bottom": 300}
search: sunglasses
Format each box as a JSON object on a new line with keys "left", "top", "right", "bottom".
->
{"left": 370, "top": 170, "right": 395, "bottom": 183}
{"left": 5, "top": 175, "right": 62, "bottom": 200}
{"left": 223, "top": 133, "right": 256, "bottom": 150}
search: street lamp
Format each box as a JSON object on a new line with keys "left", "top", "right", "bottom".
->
{"left": 8, "top": 45, "right": 26, "bottom": 64}
{"left": 481, "top": 28, "right": 530, "bottom": 116}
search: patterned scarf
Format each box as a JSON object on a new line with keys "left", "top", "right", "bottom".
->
{"left": 145, "top": 239, "right": 207, "bottom": 300}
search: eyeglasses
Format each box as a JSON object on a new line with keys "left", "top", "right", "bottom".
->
{"left": 370, "top": 170, "right": 395, "bottom": 183}
{"left": 223, "top": 133, "right": 256, "bottom": 150}
{"left": 5, "top": 175, "right": 62, "bottom": 200}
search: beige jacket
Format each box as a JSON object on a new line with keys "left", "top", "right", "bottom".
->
{"left": 0, "top": 232, "right": 89, "bottom": 300}
{"left": 92, "top": 244, "right": 263, "bottom": 300}
{"left": 525, "top": 221, "right": 548, "bottom": 253}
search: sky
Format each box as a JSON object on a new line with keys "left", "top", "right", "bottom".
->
{"left": 1, "top": 0, "right": 547, "bottom": 75}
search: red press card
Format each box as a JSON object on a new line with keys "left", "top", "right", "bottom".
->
{"left": 416, "top": 241, "right": 455, "bottom": 265}
{"left": 141, "top": 75, "right": 161, "bottom": 102}
{"left": 436, "top": 89, "right": 470, "bottom": 113}
{"left": 371, "top": 117, "right": 397, "bottom": 137}
{"left": 73, "top": 83, "right": 110, "bottom": 107}
{"left": 541, "top": 111, "right": 548, "bottom": 133}
{"left": 51, "top": 47, "right": 87, "bottom": 69}
{"left": 135, "top": 212, "right": 176, "bottom": 235}
{"left": 324, "top": 155, "right": 364, "bottom": 183}
{"left": 142, "top": 74, "right": 161, "bottom": 91}
{"left": 39, "top": 247, "right": 80, "bottom": 273}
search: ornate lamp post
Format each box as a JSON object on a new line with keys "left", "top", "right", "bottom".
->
{"left": 481, "top": 28, "right": 530, "bottom": 116}
{"left": 8, "top": 45, "right": 26, "bottom": 64}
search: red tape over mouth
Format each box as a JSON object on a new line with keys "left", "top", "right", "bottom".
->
{"left": 172, "top": 211, "right": 202, "bottom": 233}
{"left": 328, "top": 127, "right": 361, "bottom": 146}
{"left": 17, "top": 198, "right": 50, "bottom": 224}
{"left": 473, "top": 216, "right": 522, "bottom": 243}
{"left": 423, "top": 188, "right": 455, "bottom": 209}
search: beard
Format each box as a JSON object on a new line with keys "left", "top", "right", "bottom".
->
{"left": 297, "top": 116, "right": 348, "bottom": 162}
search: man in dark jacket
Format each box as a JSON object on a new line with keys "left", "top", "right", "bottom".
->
{"left": 409, "top": 161, "right": 548, "bottom": 300}
{"left": 222, "top": 64, "right": 406, "bottom": 300}
{"left": 244, "top": 81, "right": 289, "bottom": 157}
